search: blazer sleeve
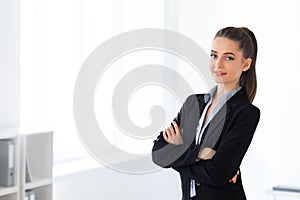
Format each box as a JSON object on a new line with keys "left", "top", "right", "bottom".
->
{"left": 152, "top": 95, "right": 202, "bottom": 168}
{"left": 174, "top": 105, "right": 260, "bottom": 186}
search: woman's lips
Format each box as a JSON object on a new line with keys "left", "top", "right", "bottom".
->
{"left": 214, "top": 71, "right": 227, "bottom": 76}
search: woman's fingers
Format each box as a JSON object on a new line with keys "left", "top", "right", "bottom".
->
{"left": 172, "top": 121, "right": 180, "bottom": 134}
{"left": 229, "top": 175, "right": 237, "bottom": 183}
{"left": 164, "top": 128, "right": 171, "bottom": 141}
{"left": 163, "top": 130, "right": 168, "bottom": 141}
{"left": 198, "top": 148, "right": 216, "bottom": 160}
{"left": 163, "top": 122, "right": 183, "bottom": 145}
{"left": 163, "top": 126, "right": 174, "bottom": 142}
{"left": 168, "top": 125, "right": 175, "bottom": 136}
{"left": 229, "top": 170, "right": 239, "bottom": 183}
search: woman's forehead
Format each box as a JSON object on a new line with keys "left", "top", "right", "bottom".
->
{"left": 212, "top": 37, "right": 242, "bottom": 54}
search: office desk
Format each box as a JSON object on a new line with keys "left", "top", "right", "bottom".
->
{"left": 267, "top": 190, "right": 300, "bottom": 200}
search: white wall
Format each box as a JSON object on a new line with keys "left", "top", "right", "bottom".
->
{"left": 0, "top": 0, "right": 20, "bottom": 128}
{"left": 172, "top": 0, "right": 300, "bottom": 199}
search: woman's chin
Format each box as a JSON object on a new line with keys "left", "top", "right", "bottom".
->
{"left": 213, "top": 77, "right": 225, "bottom": 84}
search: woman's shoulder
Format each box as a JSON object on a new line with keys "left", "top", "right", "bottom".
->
{"left": 231, "top": 87, "right": 260, "bottom": 113}
{"left": 179, "top": 93, "right": 206, "bottom": 111}
{"left": 184, "top": 93, "right": 206, "bottom": 104}
{"left": 186, "top": 93, "right": 206, "bottom": 99}
{"left": 236, "top": 101, "right": 260, "bottom": 118}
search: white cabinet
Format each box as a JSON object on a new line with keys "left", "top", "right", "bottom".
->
{"left": 0, "top": 132, "right": 19, "bottom": 200}
{"left": 0, "top": 130, "right": 53, "bottom": 200}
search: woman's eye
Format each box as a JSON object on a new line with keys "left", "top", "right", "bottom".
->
{"left": 226, "top": 56, "right": 234, "bottom": 60}
{"left": 210, "top": 54, "right": 217, "bottom": 58}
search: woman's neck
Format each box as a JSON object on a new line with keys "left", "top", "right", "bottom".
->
{"left": 216, "top": 84, "right": 240, "bottom": 98}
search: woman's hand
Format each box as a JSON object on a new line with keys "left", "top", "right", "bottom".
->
{"left": 197, "top": 148, "right": 216, "bottom": 160}
{"left": 163, "top": 121, "right": 183, "bottom": 145}
{"left": 197, "top": 148, "right": 239, "bottom": 183}
{"left": 229, "top": 170, "right": 239, "bottom": 183}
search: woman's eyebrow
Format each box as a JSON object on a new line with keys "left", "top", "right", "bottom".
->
{"left": 224, "top": 52, "right": 236, "bottom": 56}
{"left": 211, "top": 50, "right": 235, "bottom": 56}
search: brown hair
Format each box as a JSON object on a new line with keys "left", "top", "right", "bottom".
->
{"left": 214, "top": 27, "right": 258, "bottom": 103}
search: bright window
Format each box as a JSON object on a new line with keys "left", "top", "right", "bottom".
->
{"left": 20, "top": 0, "right": 168, "bottom": 163}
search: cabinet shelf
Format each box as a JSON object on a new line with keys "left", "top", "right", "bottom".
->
{"left": 0, "top": 186, "right": 18, "bottom": 196}
{"left": 24, "top": 177, "right": 52, "bottom": 190}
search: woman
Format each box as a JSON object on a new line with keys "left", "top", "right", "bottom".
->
{"left": 152, "top": 27, "right": 260, "bottom": 200}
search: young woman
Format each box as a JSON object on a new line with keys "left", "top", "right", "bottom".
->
{"left": 152, "top": 27, "right": 260, "bottom": 200}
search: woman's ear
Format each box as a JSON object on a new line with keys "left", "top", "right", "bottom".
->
{"left": 242, "top": 58, "right": 252, "bottom": 71}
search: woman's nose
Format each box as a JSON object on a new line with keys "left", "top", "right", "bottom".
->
{"left": 214, "top": 58, "right": 223, "bottom": 68}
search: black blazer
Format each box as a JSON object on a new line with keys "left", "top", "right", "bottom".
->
{"left": 152, "top": 88, "right": 260, "bottom": 200}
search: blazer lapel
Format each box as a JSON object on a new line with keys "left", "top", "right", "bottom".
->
{"left": 182, "top": 94, "right": 207, "bottom": 145}
{"left": 200, "top": 88, "right": 248, "bottom": 148}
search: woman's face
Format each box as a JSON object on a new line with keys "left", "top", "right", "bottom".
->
{"left": 210, "top": 37, "right": 251, "bottom": 89}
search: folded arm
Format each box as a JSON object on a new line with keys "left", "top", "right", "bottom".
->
{"left": 152, "top": 95, "right": 203, "bottom": 168}
{"left": 174, "top": 105, "right": 260, "bottom": 186}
